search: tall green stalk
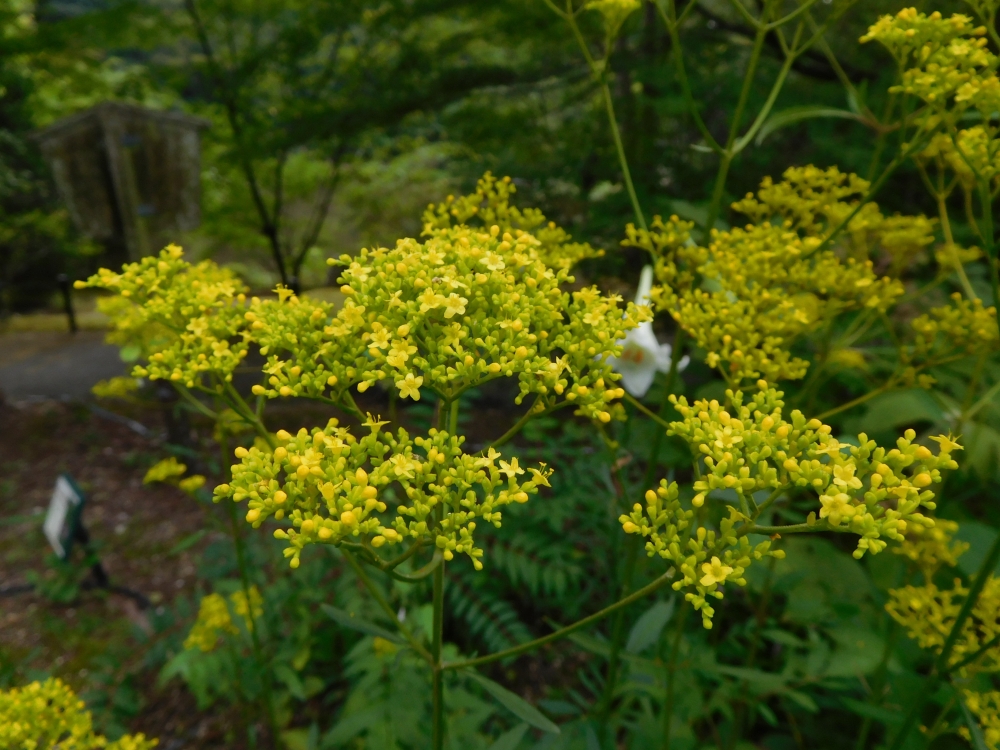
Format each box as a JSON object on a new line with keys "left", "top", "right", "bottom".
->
{"left": 217, "top": 422, "right": 280, "bottom": 748}
{"left": 431, "top": 398, "right": 452, "bottom": 750}
{"left": 662, "top": 603, "right": 689, "bottom": 750}
{"left": 598, "top": 330, "right": 687, "bottom": 732}
{"left": 431, "top": 557, "right": 446, "bottom": 750}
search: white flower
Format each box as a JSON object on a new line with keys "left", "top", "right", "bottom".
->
{"left": 608, "top": 265, "right": 688, "bottom": 397}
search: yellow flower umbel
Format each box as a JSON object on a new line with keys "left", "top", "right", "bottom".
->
{"left": 892, "top": 517, "right": 969, "bottom": 580}
{"left": 861, "top": 9, "right": 996, "bottom": 121}
{"left": 421, "top": 172, "right": 603, "bottom": 271}
{"left": 627, "top": 170, "right": 907, "bottom": 384}
{"left": 255, "top": 222, "right": 645, "bottom": 423}
{"left": 0, "top": 678, "right": 157, "bottom": 749}
{"left": 620, "top": 383, "right": 960, "bottom": 627}
{"left": 216, "top": 416, "right": 552, "bottom": 571}
{"left": 184, "top": 586, "right": 264, "bottom": 652}
{"left": 77, "top": 244, "right": 250, "bottom": 388}
{"left": 904, "top": 293, "right": 1000, "bottom": 376}
{"left": 885, "top": 517, "right": 1000, "bottom": 746}
{"left": 619, "top": 479, "right": 780, "bottom": 628}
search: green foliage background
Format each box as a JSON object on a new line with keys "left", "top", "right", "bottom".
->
{"left": 5, "top": 1, "right": 1000, "bottom": 750}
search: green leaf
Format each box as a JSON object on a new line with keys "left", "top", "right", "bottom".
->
{"left": 840, "top": 697, "right": 902, "bottom": 725}
{"left": 626, "top": 599, "right": 675, "bottom": 654}
{"left": 167, "top": 529, "right": 207, "bottom": 556}
{"left": 320, "top": 604, "right": 403, "bottom": 643}
{"left": 487, "top": 723, "right": 529, "bottom": 750}
{"left": 119, "top": 344, "right": 142, "bottom": 362}
{"left": 754, "top": 106, "right": 865, "bottom": 146}
{"left": 956, "top": 522, "right": 1000, "bottom": 577}
{"left": 466, "top": 671, "right": 560, "bottom": 734}
{"left": 567, "top": 631, "right": 610, "bottom": 658}
{"left": 785, "top": 689, "right": 819, "bottom": 713}
{"left": 843, "top": 389, "right": 944, "bottom": 436}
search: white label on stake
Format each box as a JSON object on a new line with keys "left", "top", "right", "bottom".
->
{"left": 44, "top": 475, "right": 83, "bottom": 559}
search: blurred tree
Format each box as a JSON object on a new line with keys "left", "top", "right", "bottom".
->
{"left": 0, "top": 0, "right": 95, "bottom": 316}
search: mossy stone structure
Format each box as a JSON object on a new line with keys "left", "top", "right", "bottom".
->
{"left": 33, "top": 102, "right": 210, "bottom": 263}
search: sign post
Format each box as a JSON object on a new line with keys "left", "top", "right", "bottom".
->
{"left": 44, "top": 474, "right": 110, "bottom": 589}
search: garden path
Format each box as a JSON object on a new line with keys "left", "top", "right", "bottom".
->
{"left": 0, "top": 330, "right": 125, "bottom": 401}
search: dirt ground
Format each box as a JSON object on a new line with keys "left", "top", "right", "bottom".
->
{"left": 0, "top": 397, "right": 249, "bottom": 747}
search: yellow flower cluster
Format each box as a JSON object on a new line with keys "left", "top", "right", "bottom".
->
{"left": 619, "top": 479, "right": 783, "bottom": 628}
{"left": 861, "top": 10, "right": 994, "bottom": 113}
{"left": 91, "top": 376, "right": 140, "bottom": 400}
{"left": 920, "top": 129, "right": 1000, "bottom": 191}
{"left": 143, "top": 457, "right": 206, "bottom": 496}
{"left": 184, "top": 586, "right": 264, "bottom": 652}
{"left": 252, "top": 224, "right": 644, "bottom": 422}
{"left": 421, "top": 172, "right": 603, "bottom": 271}
{"left": 143, "top": 457, "right": 187, "bottom": 485}
{"left": 892, "top": 517, "right": 969, "bottom": 579}
{"left": 664, "top": 385, "right": 953, "bottom": 552}
{"left": 627, "top": 172, "right": 905, "bottom": 383}
{"left": 886, "top": 575, "right": 1000, "bottom": 674}
{"left": 243, "top": 288, "right": 367, "bottom": 407}
{"left": 731, "top": 165, "right": 936, "bottom": 270}
{"left": 905, "top": 293, "right": 1000, "bottom": 367}
{"left": 886, "top": 514, "right": 1000, "bottom": 746}
{"left": 0, "top": 678, "right": 157, "bottom": 749}
{"left": 216, "top": 417, "right": 552, "bottom": 570}
{"left": 77, "top": 244, "right": 250, "bottom": 388}
{"left": 586, "top": 0, "right": 642, "bottom": 39}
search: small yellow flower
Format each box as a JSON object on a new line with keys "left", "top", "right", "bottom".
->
{"left": 819, "top": 492, "right": 856, "bottom": 526}
{"left": 929, "top": 434, "right": 964, "bottom": 453}
{"left": 396, "top": 373, "right": 424, "bottom": 400}
{"left": 499, "top": 458, "right": 525, "bottom": 478}
{"left": 700, "top": 556, "right": 734, "bottom": 587}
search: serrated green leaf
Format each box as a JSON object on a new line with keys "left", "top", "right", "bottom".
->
{"left": 467, "top": 671, "right": 560, "bottom": 734}
{"left": 320, "top": 604, "right": 403, "bottom": 643}
{"left": 626, "top": 599, "right": 675, "bottom": 654}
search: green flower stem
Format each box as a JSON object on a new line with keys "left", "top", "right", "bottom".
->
{"left": 814, "top": 381, "right": 896, "bottom": 422}
{"left": 743, "top": 519, "right": 834, "bottom": 536}
{"left": 658, "top": 1, "right": 723, "bottom": 155}
{"left": 623, "top": 391, "right": 674, "bottom": 431}
{"left": 948, "top": 631, "right": 1000, "bottom": 673}
{"left": 557, "top": 1, "right": 646, "bottom": 229}
{"left": 489, "top": 400, "right": 571, "bottom": 450}
{"left": 886, "top": 531, "right": 1000, "bottom": 750}
{"left": 431, "top": 553, "right": 446, "bottom": 750}
{"left": 754, "top": 487, "right": 785, "bottom": 517}
{"left": 381, "top": 549, "right": 444, "bottom": 583}
{"left": 442, "top": 569, "right": 676, "bottom": 672}
{"left": 599, "top": 331, "right": 688, "bottom": 731}
{"left": 174, "top": 383, "right": 220, "bottom": 421}
{"left": 597, "top": 535, "right": 640, "bottom": 729}
{"left": 703, "top": 6, "right": 771, "bottom": 236}
{"left": 217, "top": 426, "right": 280, "bottom": 747}
{"left": 661, "top": 601, "right": 689, "bottom": 750}
{"left": 221, "top": 380, "right": 276, "bottom": 449}
{"left": 341, "top": 550, "right": 433, "bottom": 663}
{"left": 803, "top": 137, "right": 929, "bottom": 260}
{"left": 601, "top": 79, "right": 647, "bottom": 230}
